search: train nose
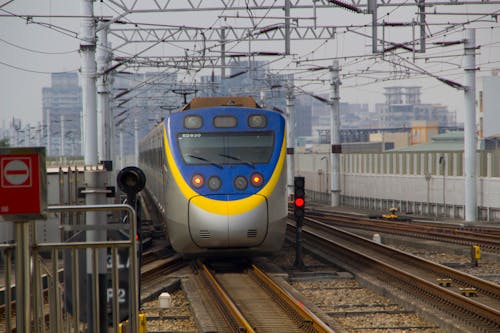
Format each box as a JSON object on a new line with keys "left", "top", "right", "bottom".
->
{"left": 188, "top": 194, "right": 268, "bottom": 248}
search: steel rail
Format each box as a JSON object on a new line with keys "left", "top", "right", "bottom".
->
{"left": 306, "top": 209, "right": 500, "bottom": 253}
{"left": 198, "top": 261, "right": 255, "bottom": 333}
{"left": 250, "top": 264, "right": 334, "bottom": 333}
{"left": 291, "top": 219, "right": 500, "bottom": 331}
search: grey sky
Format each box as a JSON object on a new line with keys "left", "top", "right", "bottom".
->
{"left": 1, "top": 1, "right": 499, "bottom": 126}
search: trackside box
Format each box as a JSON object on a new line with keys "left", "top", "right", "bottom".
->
{"left": 0, "top": 147, "right": 47, "bottom": 221}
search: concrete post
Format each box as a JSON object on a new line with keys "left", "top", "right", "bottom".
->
{"left": 464, "top": 28, "right": 477, "bottom": 222}
{"left": 80, "top": 0, "right": 98, "bottom": 166}
{"left": 330, "top": 60, "right": 341, "bottom": 206}
{"left": 96, "top": 22, "right": 112, "bottom": 161}
{"left": 80, "top": 1, "right": 108, "bottom": 331}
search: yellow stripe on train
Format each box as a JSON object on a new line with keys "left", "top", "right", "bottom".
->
{"left": 163, "top": 127, "right": 286, "bottom": 215}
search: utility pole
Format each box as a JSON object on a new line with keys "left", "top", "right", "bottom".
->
{"left": 464, "top": 28, "right": 477, "bottom": 223}
{"left": 134, "top": 114, "right": 139, "bottom": 166}
{"left": 60, "top": 114, "right": 64, "bottom": 157}
{"left": 418, "top": 0, "right": 426, "bottom": 53}
{"left": 80, "top": 1, "right": 108, "bottom": 332}
{"left": 368, "top": 0, "right": 378, "bottom": 53}
{"left": 97, "top": 22, "right": 112, "bottom": 161}
{"left": 330, "top": 61, "right": 341, "bottom": 207}
{"left": 284, "top": 0, "right": 291, "bottom": 55}
{"left": 221, "top": 26, "right": 226, "bottom": 80}
{"left": 286, "top": 81, "right": 295, "bottom": 199}
{"left": 81, "top": 0, "right": 98, "bottom": 166}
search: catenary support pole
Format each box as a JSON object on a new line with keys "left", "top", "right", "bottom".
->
{"left": 134, "top": 114, "right": 139, "bottom": 166}
{"left": 286, "top": 82, "right": 295, "bottom": 199}
{"left": 81, "top": 0, "right": 98, "bottom": 166}
{"left": 221, "top": 27, "right": 226, "bottom": 80}
{"left": 96, "top": 22, "right": 112, "bottom": 161}
{"left": 464, "top": 28, "right": 477, "bottom": 223}
{"left": 80, "top": 1, "right": 108, "bottom": 331}
{"left": 330, "top": 60, "right": 341, "bottom": 207}
{"left": 285, "top": 0, "right": 291, "bottom": 55}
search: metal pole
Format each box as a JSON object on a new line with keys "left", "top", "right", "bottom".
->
{"left": 464, "top": 28, "right": 477, "bottom": 222}
{"left": 134, "top": 115, "right": 139, "bottom": 166}
{"left": 330, "top": 61, "right": 341, "bottom": 207}
{"left": 80, "top": 1, "right": 108, "bottom": 331}
{"left": 369, "top": 0, "right": 378, "bottom": 53}
{"left": 97, "top": 22, "right": 112, "bottom": 161}
{"left": 418, "top": 0, "right": 426, "bottom": 53}
{"left": 285, "top": 0, "right": 291, "bottom": 55}
{"left": 47, "top": 111, "right": 51, "bottom": 156}
{"left": 119, "top": 129, "right": 124, "bottom": 170}
{"left": 80, "top": 0, "right": 98, "bottom": 166}
{"left": 60, "top": 114, "right": 64, "bottom": 157}
{"left": 15, "top": 221, "right": 31, "bottom": 333}
{"left": 221, "top": 27, "right": 226, "bottom": 80}
{"left": 286, "top": 82, "right": 295, "bottom": 199}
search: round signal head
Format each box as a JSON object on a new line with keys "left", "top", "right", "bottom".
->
{"left": 191, "top": 174, "right": 204, "bottom": 188}
{"left": 294, "top": 197, "right": 305, "bottom": 208}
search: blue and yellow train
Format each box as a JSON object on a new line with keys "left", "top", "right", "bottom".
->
{"left": 139, "top": 96, "right": 288, "bottom": 256}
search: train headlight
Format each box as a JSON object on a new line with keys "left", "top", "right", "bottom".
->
{"left": 207, "top": 176, "right": 222, "bottom": 191}
{"left": 191, "top": 174, "right": 204, "bottom": 188}
{"left": 250, "top": 172, "right": 264, "bottom": 187}
{"left": 248, "top": 114, "right": 267, "bottom": 128}
{"left": 184, "top": 115, "right": 203, "bottom": 129}
{"left": 234, "top": 175, "right": 248, "bottom": 190}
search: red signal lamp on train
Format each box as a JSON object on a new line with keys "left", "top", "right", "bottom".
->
{"left": 191, "top": 174, "right": 204, "bottom": 188}
{"left": 250, "top": 172, "right": 264, "bottom": 187}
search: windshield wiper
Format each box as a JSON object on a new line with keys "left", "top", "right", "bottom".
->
{"left": 187, "top": 154, "right": 223, "bottom": 169}
{"left": 219, "top": 153, "right": 255, "bottom": 168}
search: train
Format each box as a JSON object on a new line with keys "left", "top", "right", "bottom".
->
{"left": 139, "top": 96, "right": 288, "bottom": 256}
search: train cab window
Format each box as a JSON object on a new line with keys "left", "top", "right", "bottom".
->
{"left": 177, "top": 131, "right": 274, "bottom": 166}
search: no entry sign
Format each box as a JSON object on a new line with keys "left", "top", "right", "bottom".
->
{"left": 0, "top": 147, "right": 47, "bottom": 221}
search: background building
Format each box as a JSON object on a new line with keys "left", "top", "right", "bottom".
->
{"left": 376, "top": 86, "right": 456, "bottom": 128}
{"left": 42, "top": 72, "right": 82, "bottom": 157}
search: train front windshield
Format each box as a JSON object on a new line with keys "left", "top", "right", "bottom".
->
{"left": 178, "top": 131, "right": 275, "bottom": 166}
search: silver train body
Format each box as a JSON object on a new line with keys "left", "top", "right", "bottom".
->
{"left": 139, "top": 97, "right": 288, "bottom": 256}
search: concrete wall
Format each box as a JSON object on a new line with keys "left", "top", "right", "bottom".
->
{"left": 296, "top": 151, "right": 500, "bottom": 222}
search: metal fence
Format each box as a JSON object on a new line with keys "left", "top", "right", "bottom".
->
{"left": 1, "top": 204, "right": 139, "bottom": 333}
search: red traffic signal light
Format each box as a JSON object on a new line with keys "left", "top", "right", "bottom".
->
{"left": 294, "top": 176, "right": 305, "bottom": 219}
{"left": 294, "top": 197, "right": 305, "bottom": 208}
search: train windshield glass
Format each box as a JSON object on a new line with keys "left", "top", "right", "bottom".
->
{"left": 177, "top": 131, "right": 275, "bottom": 165}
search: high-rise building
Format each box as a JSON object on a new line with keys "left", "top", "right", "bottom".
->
{"left": 376, "top": 86, "right": 455, "bottom": 128}
{"left": 42, "top": 72, "right": 82, "bottom": 156}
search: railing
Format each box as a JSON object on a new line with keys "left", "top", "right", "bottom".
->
{"left": 0, "top": 204, "right": 139, "bottom": 333}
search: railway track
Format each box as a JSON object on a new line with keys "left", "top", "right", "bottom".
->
{"left": 193, "top": 260, "right": 334, "bottom": 333}
{"left": 306, "top": 208, "right": 500, "bottom": 253}
{"left": 290, "top": 217, "right": 500, "bottom": 332}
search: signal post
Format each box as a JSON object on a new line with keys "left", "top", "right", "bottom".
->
{"left": 293, "top": 176, "right": 305, "bottom": 270}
